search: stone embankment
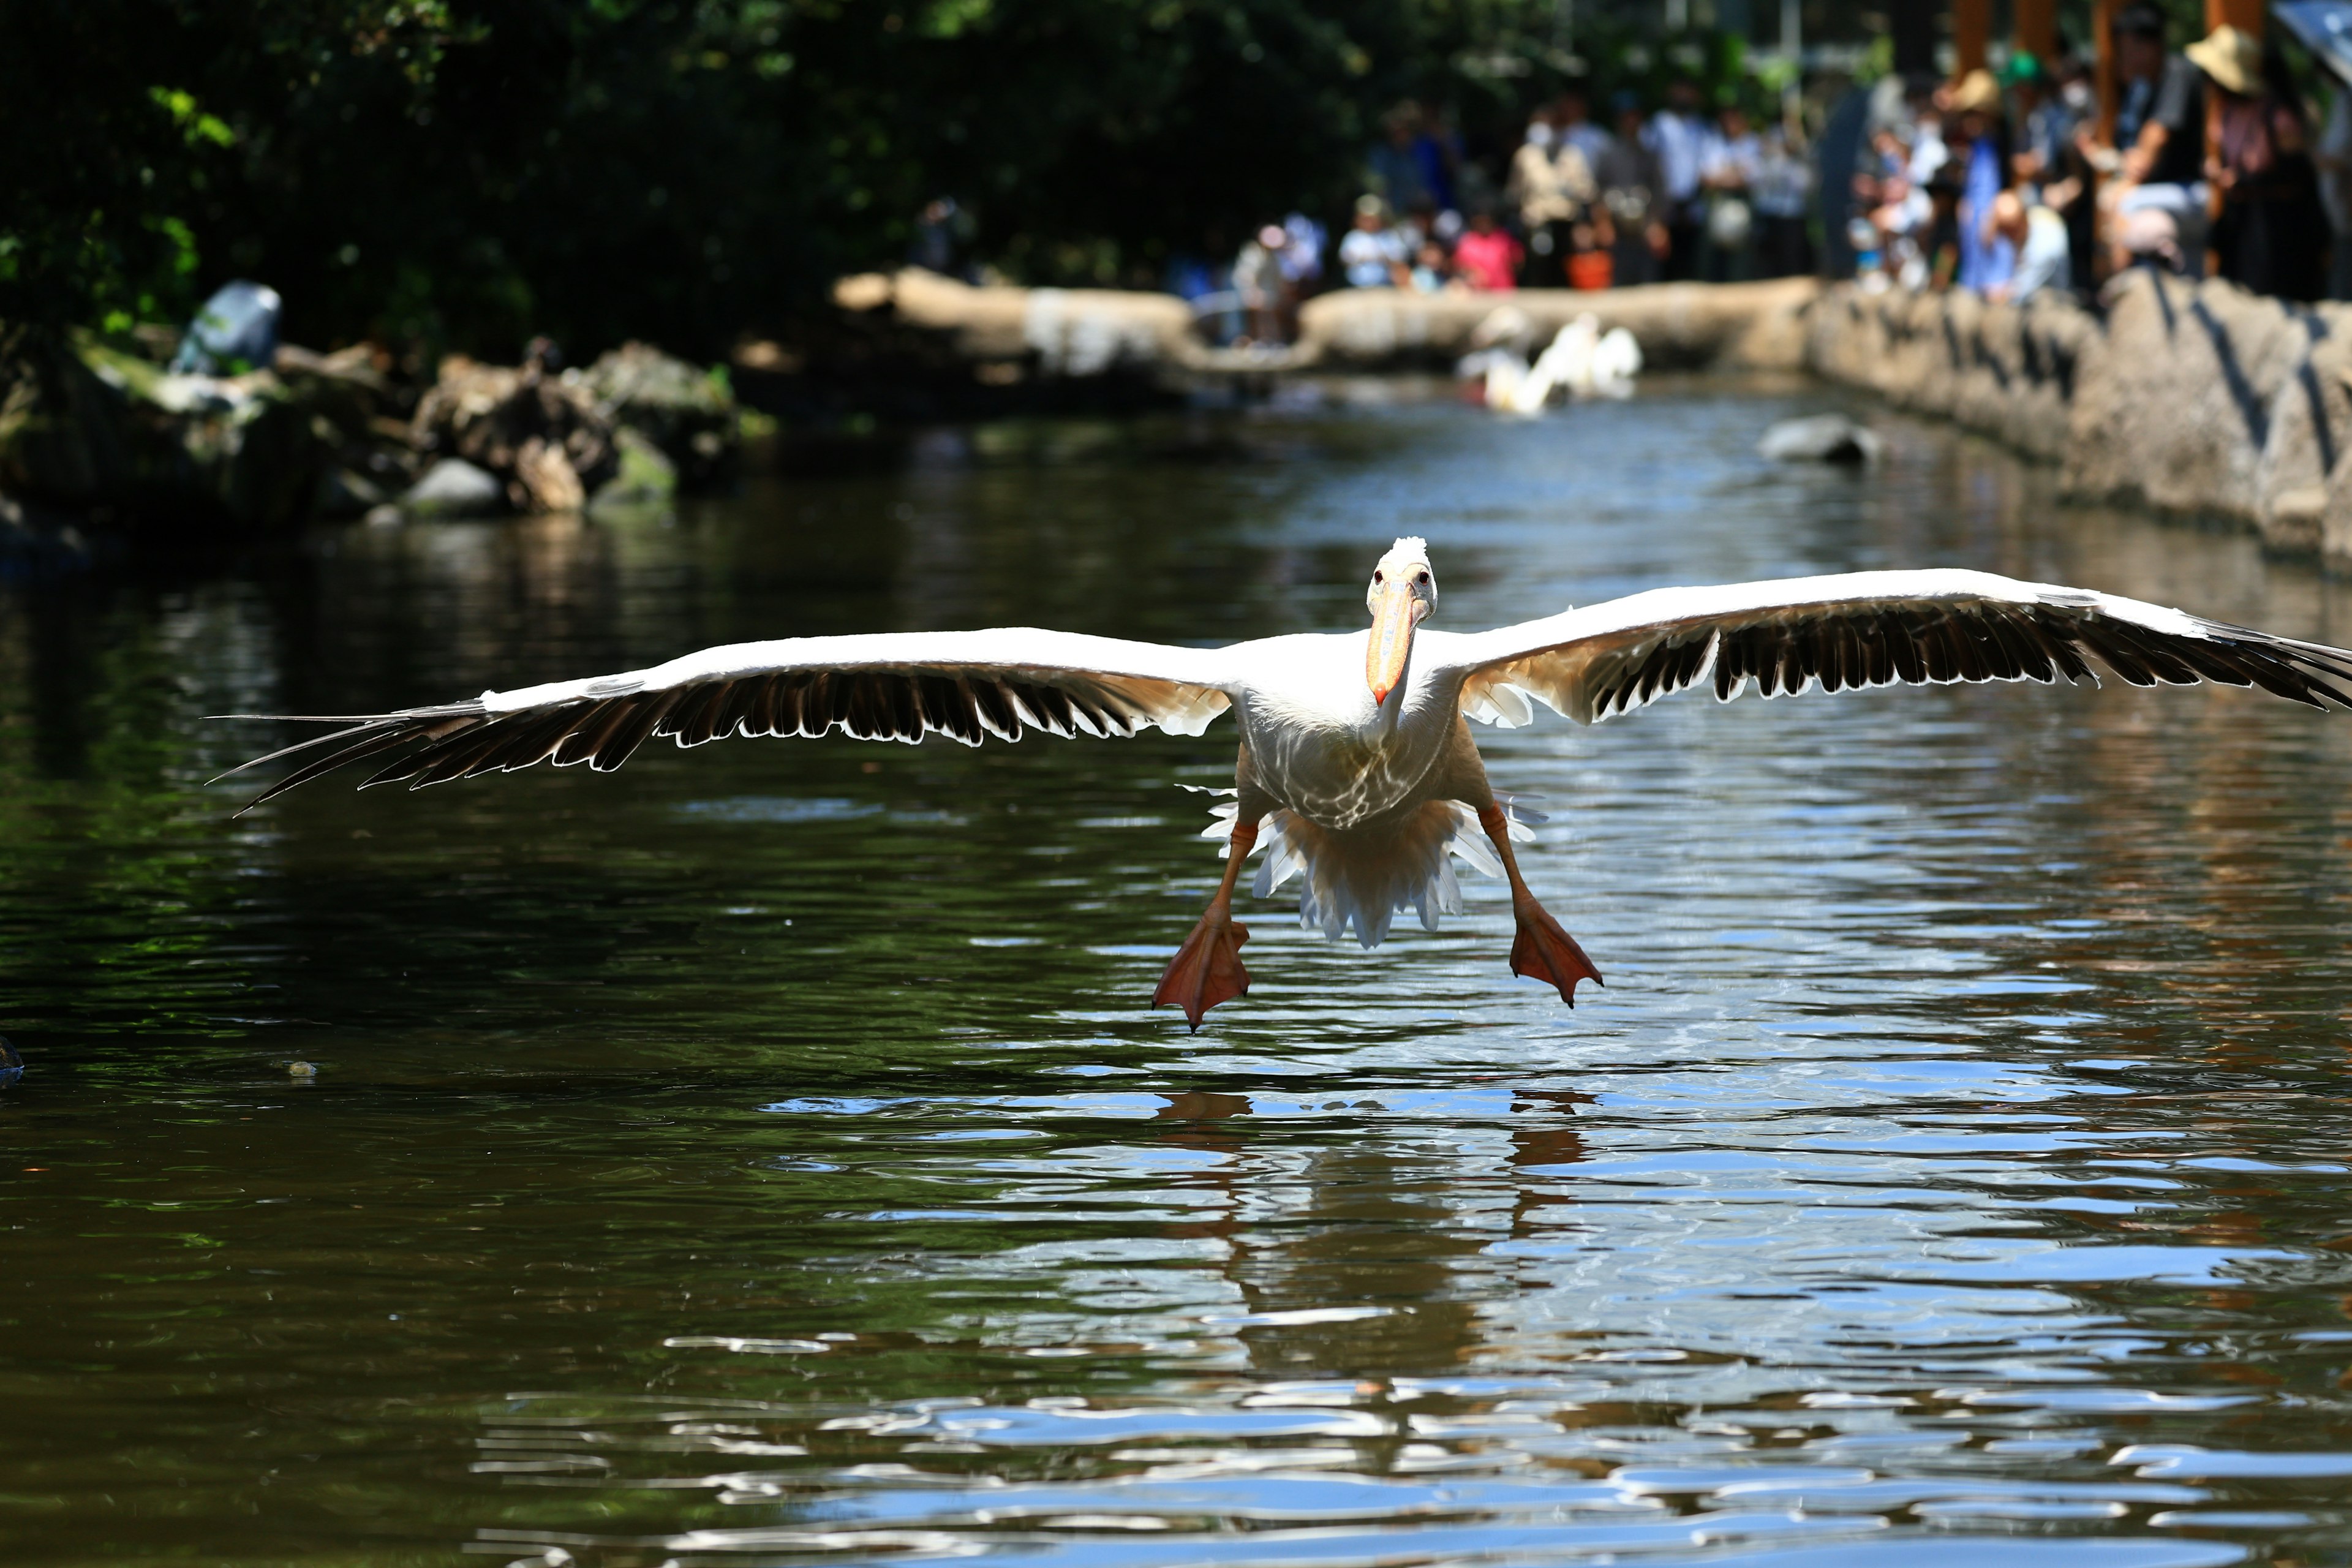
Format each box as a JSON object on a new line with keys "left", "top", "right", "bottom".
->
{"left": 0, "top": 334, "right": 739, "bottom": 536}
{"left": 1806, "top": 274, "right": 2352, "bottom": 564}
{"left": 832, "top": 269, "right": 1819, "bottom": 376}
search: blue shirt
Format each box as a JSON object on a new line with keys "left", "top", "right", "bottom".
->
{"left": 1957, "top": 137, "right": 2015, "bottom": 293}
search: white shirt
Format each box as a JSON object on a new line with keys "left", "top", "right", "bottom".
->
{"left": 2010, "top": 206, "right": 2071, "bottom": 301}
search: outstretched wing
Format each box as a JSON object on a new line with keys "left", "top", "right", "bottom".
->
{"left": 214, "top": 628, "right": 1235, "bottom": 811}
{"left": 1423, "top": 570, "right": 2352, "bottom": 727}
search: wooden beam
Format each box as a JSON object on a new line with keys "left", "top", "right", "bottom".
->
{"left": 2206, "top": 0, "right": 2263, "bottom": 35}
{"left": 2013, "top": 0, "right": 2056, "bottom": 62}
{"left": 1954, "top": 0, "right": 1991, "bottom": 72}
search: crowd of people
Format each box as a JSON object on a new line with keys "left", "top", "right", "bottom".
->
{"left": 1183, "top": 88, "right": 1817, "bottom": 348}
{"left": 1849, "top": 6, "right": 2340, "bottom": 306}
{"left": 1155, "top": 12, "right": 2350, "bottom": 350}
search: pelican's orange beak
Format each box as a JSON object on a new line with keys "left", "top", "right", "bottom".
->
{"left": 1366, "top": 578, "right": 1425, "bottom": 706}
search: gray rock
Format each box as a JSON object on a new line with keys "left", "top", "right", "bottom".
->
{"left": 589, "top": 427, "right": 678, "bottom": 510}
{"left": 1759, "top": 413, "right": 1882, "bottom": 464}
{"left": 402, "top": 457, "right": 503, "bottom": 516}
{"left": 577, "top": 342, "right": 736, "bottom": 487}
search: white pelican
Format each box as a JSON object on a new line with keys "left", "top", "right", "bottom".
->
{"left": 217, "top": 540, "right": 2352, "bottom": 1027}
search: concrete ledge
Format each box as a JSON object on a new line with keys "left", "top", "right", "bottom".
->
{"left": 834, "top": 268, "right": 1820, "bottom": 377}
{"left": 1806, "top": 276, "right": 2352, "bottom": 565}
{"left": 1296, "top": 276, "right": 1820, "bottom": 371}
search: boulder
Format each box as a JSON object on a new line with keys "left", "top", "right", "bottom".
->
{"left": 402, "top": 457, "right": 503, "bottom": 517}
{"left": 410, "top": 350, "right": 617, "bottom": 513}
{"left": 1759, "top": 413, "right": 1882, "bottom": 464}
{"left": 577, "top": 342, "right": 736, "bottom": 488}
{"left": 589, "top": 428, "right": 679, "bottom": 510}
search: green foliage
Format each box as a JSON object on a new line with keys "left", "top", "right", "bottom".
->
{"left": 1, "top": 0, "right": 1735, "bottom": 359}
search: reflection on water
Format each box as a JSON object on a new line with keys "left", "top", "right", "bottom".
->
{"left": 7, "top": 384, "right": 2352, "bottom": 1567}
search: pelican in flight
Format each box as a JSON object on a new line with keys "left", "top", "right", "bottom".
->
{"left": 220, "top": 540, "right": 2352, "bottom": 1027}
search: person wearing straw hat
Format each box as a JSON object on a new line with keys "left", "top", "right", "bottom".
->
{"left": 1948, "top": 69, "right": 2015, "bottom": 295}
{"left": 2191, "top": 23, "right": 2326, "bottom": 300}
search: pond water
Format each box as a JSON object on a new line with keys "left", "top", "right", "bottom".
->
{"left": 7, "top": 379, "right": 2352, "bottom": 1568}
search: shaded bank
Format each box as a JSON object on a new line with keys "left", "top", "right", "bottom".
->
{"left": 1806, "top": 274, "right": 2352, "bottom": 568}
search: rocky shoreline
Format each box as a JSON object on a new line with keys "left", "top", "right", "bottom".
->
{"left": 0, "top": 331, "right": 740, "bottom": 542}
{"left": 1804, "top": 274, "right": 2352, "bottom": 568}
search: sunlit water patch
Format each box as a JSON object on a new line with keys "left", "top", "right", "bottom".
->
{"left": 6, "top": 385, "right": 2352, "bottom": 1566}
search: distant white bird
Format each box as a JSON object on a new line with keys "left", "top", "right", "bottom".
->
{"left": 220, "top": 541, "right": 2352, "bottom": 1027}
{"left": 1464, "top": 315, "right": 1642, "bottom": 412}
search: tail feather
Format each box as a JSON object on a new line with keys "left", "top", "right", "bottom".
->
{"left": 1196, "top": 790, "right": 1545, "bottom": 950}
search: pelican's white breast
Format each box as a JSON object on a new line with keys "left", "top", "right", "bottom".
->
{"left": 1224, "top": 630, "right": 1461, "bottom": 829}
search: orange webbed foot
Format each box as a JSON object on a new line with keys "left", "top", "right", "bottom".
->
{"left": 1509, "top": 901, "right": 1602, "bottom": 1006}
{"left": 1153, "top": 908, "right": 1251, "bottom": 1030}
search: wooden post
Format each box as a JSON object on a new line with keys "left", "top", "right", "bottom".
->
{"left": 2013, "top": 0, "right": 2056, "bottom": 62}
{"left": 1954, "top": 0, "right": 1991, "bottom": 73}
{"left": 2206, "top": 0, "right": 2262, "bottom": 36}
{"left": 2094, "top": 0, "right": 2118, "bottom": 142}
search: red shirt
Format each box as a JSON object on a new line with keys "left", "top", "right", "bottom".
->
{"left": 1453, "top": 228, "right": 1523, "bottom": 290}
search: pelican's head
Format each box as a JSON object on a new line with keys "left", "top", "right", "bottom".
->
{"left": 1364, "top": 537, "right": 1436, "bottom": 706}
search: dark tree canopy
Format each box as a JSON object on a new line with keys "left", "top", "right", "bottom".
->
{"left": 1, "top": 0, "right": 1740, "bottom": 360}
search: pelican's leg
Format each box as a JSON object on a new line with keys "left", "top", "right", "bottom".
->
{"left": 1477, "top": 802, "right": 1602, "bottom": 1006}
{"left": 1154, "top": 814, "right": 1260, "bottom": 1031}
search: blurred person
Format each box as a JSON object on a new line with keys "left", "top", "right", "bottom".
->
{"left": 1452, "top": 208, "right": 1523, "bottom": 291}
{"left": 1700, "top": 102, "right": 1761, "bottom": 282}
{"left": 1167, "top": 247, "right": 1238, "bottom": 346}
{"left": 2004, "top": 53, "right": 2073, "bottom": 196}
{"left": 1949, "top": 70, "right": 2013, "bottom": 294}
{"left": 2111, "top": 204, "right": 2185, "bottom": 276}
{"left": 1646, "top": 79, "right": 1711, "bottom": 279}
{"left": 1368, "top": 104, "right": 1434, "bottom": 215}
{"left": 1339, "top": 195, "right": 1411, "bottom": 289}
{"left": 2051, "top": 55, "right": 2103, "bottom": 290}
{"left": 1986, "top": 190, "right": 2071, "bottom": 303}
{"left": 910, "top": 197, "right": 973, "bottom": 278}
{"left": 2190, "top": 24, "right": 2326, "bottom": 300}
{"left": 1599, "top": 91, "right": 1670, "bottom": 288}
{"left": 1920, "top": 163, "right": 1967, "bottom": 291}
{"left": 1556, "top": 86, "right": 1612, "bottom": 168}
{"left": 1508, "top": 113, "right": 1598, "bottom": 288}
{"left": 2089, "top": 5, "right": 2208, "bottom": 262}
{"left": 1752, "top": 122, "right": 1814, "bottom": 277}
{"left": 1234, "top": 224, "right": 1289, "bottom": 345}
{"left": 1409, "top": 238, "right": 1458, "bottom": 293}
{"left": 1904, "top": 75, "right": 1950, "bottom": 186}
{"left": 1280, "top": 213, "right": 1326, "bottom": 293}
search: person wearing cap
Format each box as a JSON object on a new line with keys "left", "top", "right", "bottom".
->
{"left": 2190, "top": 23, "right": 2326, "bottom": 300}
{"left": 2003, "top": 51, "right": 2071, "bottom": 197}
{"left": 1339, "top": 195, "right": 1411, "bottom": 290}
{"left": 1948, "top": 69, "right": 2015, "bottom": 294}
